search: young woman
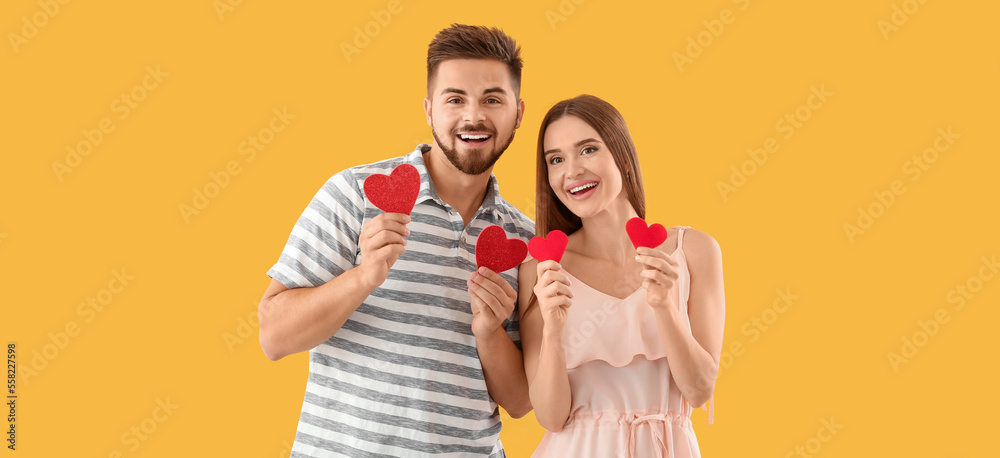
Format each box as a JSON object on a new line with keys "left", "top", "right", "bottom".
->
{"left": 520, "top": 95, "right": 725, "bottom": 457}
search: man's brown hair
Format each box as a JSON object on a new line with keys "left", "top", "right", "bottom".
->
{"left": 427, "top": 24, "right": 523, "bottom": 97}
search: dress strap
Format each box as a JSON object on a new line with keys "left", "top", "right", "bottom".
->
{"left": 672, "top": 225, "right": 693, "bottom": 332}
{"left": 683, "top": 396, "right": 716, "bottom": 425}
{"left": 673, "top": 225, "right": 690, "bottom": 252}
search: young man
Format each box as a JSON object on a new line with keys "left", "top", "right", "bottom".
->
{"left": 258, "top": 24, "right": 534, "bottom": 457}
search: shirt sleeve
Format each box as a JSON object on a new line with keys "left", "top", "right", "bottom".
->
{"left": 267, "top": 169, "right": 366, "bottom": 289}
{"left": 503, "top": 219, "right": 536, "bottom": 351}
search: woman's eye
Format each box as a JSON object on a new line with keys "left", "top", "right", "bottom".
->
{"left": 548, "top": 156, "right": 563, "bottom": 165}
{"left": 581, "top": 146, "right": 597, "bottom": 155}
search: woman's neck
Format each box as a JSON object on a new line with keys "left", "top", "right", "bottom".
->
{"left": 572, "top": 199, "right": 639, "bottom": 266}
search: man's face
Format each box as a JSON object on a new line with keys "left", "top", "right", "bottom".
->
{"left": 424, "top": 59, "right": 524, "bottom": 176}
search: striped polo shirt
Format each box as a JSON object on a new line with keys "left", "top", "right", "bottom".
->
{"left": 267, "top": 145, "right": 535, "bottom": 457}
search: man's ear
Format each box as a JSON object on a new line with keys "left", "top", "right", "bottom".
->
{"left": 424, "top": 97, "right": 433, "bottom": 126}
{"left": 515, "top": 99, "right": 525, "bottom": 129}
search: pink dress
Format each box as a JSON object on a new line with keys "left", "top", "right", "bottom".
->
{"left": 532, "top": 226, "right": 706, "bottom": 458}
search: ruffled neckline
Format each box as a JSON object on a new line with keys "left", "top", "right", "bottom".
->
{"left": 560, "top": 231, "right": 689, "bottom": 370}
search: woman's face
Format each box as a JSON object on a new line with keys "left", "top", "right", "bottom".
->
{"left": 542, "top": 115, "right": 626, "bottom": 220}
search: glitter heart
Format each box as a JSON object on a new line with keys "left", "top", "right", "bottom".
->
{"left": 363, "top": 163, "right": 420, "bottom": 214}
{"left": 475, "top": 225, "right": 528, "bottom": 273}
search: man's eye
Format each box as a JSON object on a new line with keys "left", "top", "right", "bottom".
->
{"left": 447, "top": 98, "right": 462, "bottom": 104}
{"left": 486, "top": 98, "right": 501, "bottom": 104}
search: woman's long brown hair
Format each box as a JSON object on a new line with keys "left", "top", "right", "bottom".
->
{"left": 535, "top": 94, "right": 646, "bottom": 237}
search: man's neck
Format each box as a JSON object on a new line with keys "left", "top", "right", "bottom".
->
{"left": 423, "top": 146, "right": 493, "bottom": 225}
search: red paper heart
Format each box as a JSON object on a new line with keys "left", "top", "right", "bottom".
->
{"left": 528, "top": 230, "right": 568, "bottom": 263}
{"left": 363, "top": 164, "right": 420, "bottom": 214}
{"left": 626, "top": 217, "right": 667, "bottom": 249}
{"left": 475, "top": 225, "right": 528, "bottom": 273}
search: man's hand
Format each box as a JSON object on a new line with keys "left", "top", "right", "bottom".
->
{"left": 468, "top": 267, "right": 518, "bottom": 339}
{"left": 358, "top": 213, "right": 410, "bottom": 289}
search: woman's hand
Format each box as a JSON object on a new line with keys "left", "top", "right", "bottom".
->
{"left": 533, "top": 260, "right": 574, "bottom": 332}
{"left": 636, "top": 246, "right": 681, "bottom": 312}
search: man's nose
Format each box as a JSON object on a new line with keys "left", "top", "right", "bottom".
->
{"left": 462, "top": 104, "right": 486, "bottom": 124}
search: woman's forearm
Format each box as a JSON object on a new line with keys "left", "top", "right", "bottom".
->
{"left": 654, "top": 305, "right": 718, "bottom": 408}
{"left": 528, "top": 327, "right": 573, "bottom": 432}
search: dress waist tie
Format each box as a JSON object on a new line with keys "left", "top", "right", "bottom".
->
{"left": 625, "top": 413, "right": 674, "bottom": 458}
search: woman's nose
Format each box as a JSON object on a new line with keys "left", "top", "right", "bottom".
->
{"left": 565, "top": 156, "right": 585, "bottom": 178}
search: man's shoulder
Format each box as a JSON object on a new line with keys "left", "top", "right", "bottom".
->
{"left": 323, "top": 150, "right": 418, "bottom": 191}
{"left": 493, "top": 193, "right": 536, "bottom": 239}
{"left": 348, "top": 153, "right": 411, "bottom": 177}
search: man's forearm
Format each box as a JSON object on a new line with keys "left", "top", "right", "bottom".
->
{"left": 259, "top": 267, "right": 376, "bottom": 360}
{"left": 476, "top": 328, "right": 532, "bottom": 418}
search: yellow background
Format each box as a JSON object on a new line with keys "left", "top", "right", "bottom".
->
{"left": 2, "top": 0, "right": 997, "bottom": 456}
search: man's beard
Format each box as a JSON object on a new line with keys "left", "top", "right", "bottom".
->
{"left": 432, "top": 122, "right": 516, "bottom": 176}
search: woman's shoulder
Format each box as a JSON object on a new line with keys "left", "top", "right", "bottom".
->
{"left": 677, "top": 227, "right": 723, "bottom": 269}
{"left": 677, "top": 226, "right": 720, "bottom": 249}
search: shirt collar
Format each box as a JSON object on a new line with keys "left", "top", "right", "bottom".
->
{"left": 405, "top": 144, "right": 501, "bottom": 212}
